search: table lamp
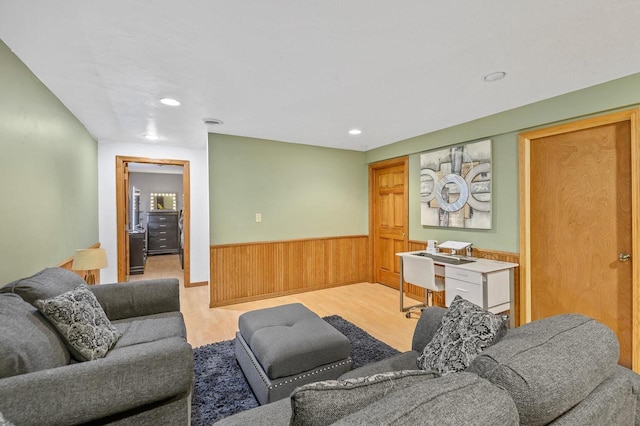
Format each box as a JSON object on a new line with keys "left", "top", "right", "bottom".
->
{"left": 72, "top": 248, "right": 108, "bottom": 285}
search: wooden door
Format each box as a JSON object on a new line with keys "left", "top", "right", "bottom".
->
{"left": 370, "top": 157, "right": 408, "bottom": 288}
{"left": 123, "top": 163, "right": 131, "bottom": 277}
{"left": 520, "top": 109, "right": 640, "bottom": 370}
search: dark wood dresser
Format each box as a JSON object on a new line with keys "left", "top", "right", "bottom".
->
{"left": 146, "top": 211, "right": 180, "bottom": 255}
{"left": 129, "top": 230, "right": 146, "bottom": 274}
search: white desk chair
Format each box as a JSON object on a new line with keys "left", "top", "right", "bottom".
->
{"left": 402, "top": 255, "right": 444, "bottom": 318}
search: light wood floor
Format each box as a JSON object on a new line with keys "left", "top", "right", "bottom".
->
{"left": 130, "top": 254, "right": 418, "bottom": 351}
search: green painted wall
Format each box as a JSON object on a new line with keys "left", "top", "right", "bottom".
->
{"left": 208, "top": 75, "right": 640, "bottom": 251}
{"left": 209, "top": 134, "right": 368, "bottom": 244}
{"left": 366, "top": 73, "right": 640, "bottom": 252}
{"left": 0, "top": 40, "right": 99, "bottom": 283}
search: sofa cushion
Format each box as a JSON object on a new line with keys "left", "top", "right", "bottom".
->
{"left": 112, "top": 312, "right": 187, "bottom": 348}
{"left": 1, "top": 267, "right": 86, "bottom": 306}
{"left": 417, "top": 295, "right": 506, "bottom": 375}
{"left": 333, "top": 372, "right": 519, "bottom": 426}
{"left": 0, "top": 293, "right": 70, "bottom": 378}
{"left": 34, "top": 285, "right": 122, "bottom": 361}
{"left": 214, "top": 397, "right": 292, "bottom": 426}
{"left": 290, "top": 370, "right": 439, "bottom": 426}
{"left": 468, "top": 314, "right": 620, "bottom": 425}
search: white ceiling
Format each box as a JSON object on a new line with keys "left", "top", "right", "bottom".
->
{"left": 1, "top": 1, "right": 640, "bottom": 151}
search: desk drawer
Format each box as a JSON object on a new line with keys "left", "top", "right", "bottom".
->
{"left": 445, "top": 267, "right": 483, "bottom": 285}
{"left": 445, "top": 277, "right": 483, "bottom": 308}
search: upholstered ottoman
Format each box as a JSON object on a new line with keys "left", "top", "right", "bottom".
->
{"left": 235, "top": 303, "right": 352, "bottom": 404}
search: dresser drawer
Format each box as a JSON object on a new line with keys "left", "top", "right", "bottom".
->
{"left": 149, "top": 234, "right": 177, "bottom": 243}
{"left": 445, "top": 267, "right": 483, "bottom": 285}
{"left": 445, "top": 277, "right": 483, "bottom": 308}
{"left": 148, "top": 221, "right": 175, "bottom": 231}
{"left": 148, "top": 228, "right": 178, "bottom": 239}
{"left": 147, "top": 213, "right": 177, "bottom": 223}
{"left": 149, "top": 230, "right": 178, "bottom": 243}
{"left": 148, "top": 239, "right": 176, "bottom": 250}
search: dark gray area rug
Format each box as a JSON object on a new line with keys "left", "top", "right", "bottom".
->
{"left": 192, "top": 315, "right": 401, "bottom": 425}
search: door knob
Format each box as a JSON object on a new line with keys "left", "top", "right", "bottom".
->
{"left": 619, "top": 253, "right": 631, "bottom": 262}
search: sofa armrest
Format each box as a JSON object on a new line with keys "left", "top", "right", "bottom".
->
{"left": 615, "top": 365, "right": 640, "bottom": 425}
{"left": 338, "top": 351, "right": 422, "bottom": 380}
{"left": 91, "top": 278, "right": 180, "bottom": 320}
{"left": 0, "top": 337, "right": 193, "bottom": 425}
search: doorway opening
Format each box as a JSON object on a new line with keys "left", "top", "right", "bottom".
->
{"left": 115, "top": 156, "right": 192, "bottom": 286}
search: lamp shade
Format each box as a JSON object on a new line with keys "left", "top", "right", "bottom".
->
{"left": 72, "top": 248, "right": 108, "bottom": 271}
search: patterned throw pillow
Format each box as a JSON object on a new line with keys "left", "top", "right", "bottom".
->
{"left": 417, "top": 295, "right": 506, "bottom": 375}
{"left": 290, "top": 370, "right": 439, "bottom": 426}
{"left": 34, "top": 285, "right": 122, "bottom": 361}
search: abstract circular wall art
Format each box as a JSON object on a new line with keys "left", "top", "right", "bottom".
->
{"left": 420, "top": 139, "right": 492, "bottom": 229}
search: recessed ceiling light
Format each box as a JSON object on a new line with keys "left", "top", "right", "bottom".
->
{"left": 349, "top": 128, "right": 362, "bottom": 135}
{"left": 160, "top": 98, "right": 181, "bottom": 106}
{"left": 144, "top": 134, "right": 160, "bottom": 141}
{"left": 203, "top": 118, "right": 224, "bottom": 126}
{"left": 483, "top": 71, "right": 507, "bottom": 82}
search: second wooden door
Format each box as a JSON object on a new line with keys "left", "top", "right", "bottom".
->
{"left": 520, "top": 111, "right": 635, "bottom": 368}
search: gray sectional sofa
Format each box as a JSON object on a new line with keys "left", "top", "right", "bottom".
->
{"left": 0, "top": 268, "right": 194, "bottom": 425}
{"left": 218, "top": 306, "right": 640, "bottom": 425}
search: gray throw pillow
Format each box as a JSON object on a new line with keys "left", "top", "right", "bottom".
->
{"left": 0, "top": 293, "right": 70, "bottom": 378}
{"left": 34, "top": 285, "right": 122, "bottom": 361}
{"left": 0, "top": 267, "right": 86, "bottom": 306}
{"left": 290, "top": 370, "right": 438, "bottom": 426}
{"left": 417, "top": 295, "right": 506, "bottom": 375}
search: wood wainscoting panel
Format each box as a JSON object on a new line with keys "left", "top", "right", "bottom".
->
{"left": 210, "top": 235, "right": 369, "bottom": 307}
{"left": 406, "top": 241, "right": 521, "bottom": 325}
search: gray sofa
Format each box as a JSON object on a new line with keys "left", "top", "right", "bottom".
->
{"left": 217, "top": 306, "right": 640, "bottom": 425}
{"left": 0, "top": 268, "right": 194, "bottom": 425}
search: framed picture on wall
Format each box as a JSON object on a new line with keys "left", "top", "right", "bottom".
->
{"left": 420, "top": 139, "right": 492, "bottom": 229}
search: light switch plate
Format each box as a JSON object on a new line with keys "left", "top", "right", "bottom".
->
{"left": 255, "top": 213, "right": 262, "bottom": 223}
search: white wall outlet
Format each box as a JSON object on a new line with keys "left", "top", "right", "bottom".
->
{"left": 255, "top": 213, "right": 262, "bottom": 223}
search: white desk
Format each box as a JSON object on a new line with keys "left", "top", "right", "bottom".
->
{"left": 397, "top": 250, "right": 518, "bottom": 326}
